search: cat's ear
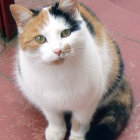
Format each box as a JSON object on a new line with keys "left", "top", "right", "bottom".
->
{"left": 10, "top": 4, "right": 33, "bottom": 29}
{"left": 59, "top": 0, "right": 78, "bottom": 15}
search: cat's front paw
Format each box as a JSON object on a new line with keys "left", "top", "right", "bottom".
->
{"left": 45, "top": 127, "right": 66, "bottom": 140}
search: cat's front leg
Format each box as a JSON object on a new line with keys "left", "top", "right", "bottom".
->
{"left": 43, "top": 111, "right": 66, "bottom": 140}
{"left": 69, "top": 110, "right": 93, "bottom": 140}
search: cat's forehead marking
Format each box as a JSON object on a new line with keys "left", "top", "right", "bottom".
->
{"left": 38, "top": 9, "right": 49, "bottom": 25}
{"left": 49, "top": 2, "right": 81, "bottom": 32}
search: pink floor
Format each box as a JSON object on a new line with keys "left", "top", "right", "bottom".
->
{"left": 0, "top": 0, "right": 140, "bottom": 140}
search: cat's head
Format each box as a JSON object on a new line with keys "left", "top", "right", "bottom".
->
{"left": 11, "top": 0, "right": 86, "bottom": 65}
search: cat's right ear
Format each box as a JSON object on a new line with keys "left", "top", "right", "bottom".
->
{"left": 59, "top": 0, "right": 78, "bottom": 16}
{"left": 10, "top": 4, "right": 33, "bottom": 30}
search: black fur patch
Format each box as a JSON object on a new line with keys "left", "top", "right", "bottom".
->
{"left": 30, "top": 9, "right": 40, "bottom": 17}
{"left": 49, "top": 2, "right": 81, "bottom": 32}
{"left": 86, "top": 124, "right": 116, "bottom": 140}
{"left": 86, "top": 101, "right": 130, "bottom": 140}
{"left": 81, "top": 14, "right": 95, "bottom": 36}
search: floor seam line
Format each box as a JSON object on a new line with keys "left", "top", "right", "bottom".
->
{"left": 0, "top": 72, "right": 14, "bottom": 82}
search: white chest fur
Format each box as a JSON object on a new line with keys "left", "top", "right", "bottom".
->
{"left": 16, "top": 43, "right": 108, "bottom": 112}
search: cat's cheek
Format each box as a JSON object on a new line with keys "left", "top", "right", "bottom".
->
{"left": 38, "top": 45, "right": 54, "bottom": 63}
{"left": 41, "top": 53, "right": 59, "bottom": 64}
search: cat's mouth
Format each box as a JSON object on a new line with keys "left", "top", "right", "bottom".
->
{"left": 51, "top": 58, "right": 65, "bottom": 65}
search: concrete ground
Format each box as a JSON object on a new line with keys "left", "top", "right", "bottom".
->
{"left": 0, "top": 0, "right": 140, "bottom": 139}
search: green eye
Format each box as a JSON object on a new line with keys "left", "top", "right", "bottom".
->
{"left": 61, "top": 29, "right": 71, "bottom": 38}
{"left": 35, "top": 35, "right": 46, "bottom": 44}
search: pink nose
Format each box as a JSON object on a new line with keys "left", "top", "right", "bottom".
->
{"left": 53, "top": 49, "right": 62, "bottom": 56}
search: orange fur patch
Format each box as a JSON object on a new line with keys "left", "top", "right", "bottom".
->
{"left": 19, "top": 10, "right": 49, "bottom": 50}
{"left": 72, "top": 117, "right": 81, "bottom": 132}
{"left": 106, "top": 37, "right": 120, "bottom": 89}
{"left": 114, "top": 78, "right": 133, "bottom": 110}
{"left": 100, "top": 116, "right": 115, "bottom": 124}
{"left": 62, "top": 45, "right": 71, "bottom": 54}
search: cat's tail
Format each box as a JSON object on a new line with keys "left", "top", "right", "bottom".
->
{"left": 85, "top": 78, "right": 133, "bottom": 140}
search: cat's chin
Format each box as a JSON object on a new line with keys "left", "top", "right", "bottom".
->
{"left": 47, "top": 58, "right": 65, "bottom": 65}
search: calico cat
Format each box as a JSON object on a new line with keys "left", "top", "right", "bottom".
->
{"left": 10, "top": 0, "right": 133, "bottom": 140}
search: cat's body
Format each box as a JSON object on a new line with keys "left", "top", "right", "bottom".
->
{"left": 11, "top": 0, "right": 133, "bottom": 140}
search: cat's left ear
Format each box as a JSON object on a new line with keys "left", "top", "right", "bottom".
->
{"left": 10, "top": 4, "right": 33, "bottom": 29}
{"left": 59, "top": 0, "right": 78, "bottom": 16}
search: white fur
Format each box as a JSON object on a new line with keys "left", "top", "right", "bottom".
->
{"left": 15, "top": 6, "right": 113, "bottom": 140}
